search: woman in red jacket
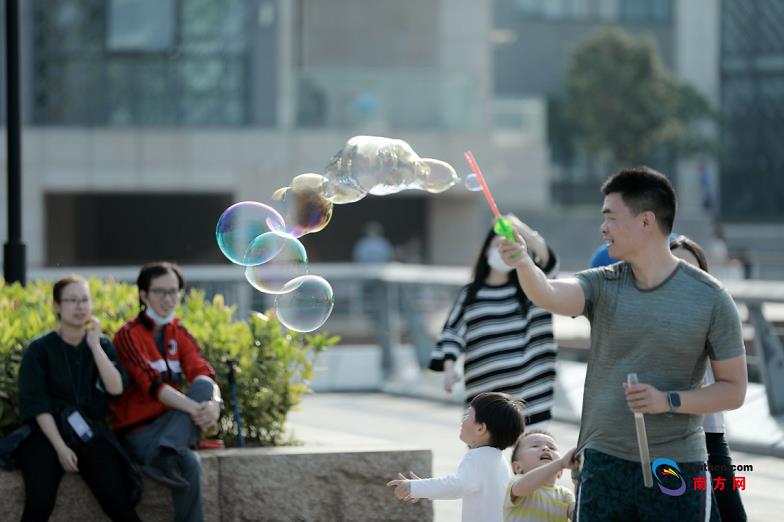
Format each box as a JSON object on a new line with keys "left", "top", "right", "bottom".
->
{"left": 112, "top": 262, "right": 222, "bottom": 522}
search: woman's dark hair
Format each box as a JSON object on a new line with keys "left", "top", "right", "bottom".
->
{"left": 669, "top": 235, "right": 709, "bottom": 272}
{"left": 136, "top": 261, "right": 185, "bottom": 309}
{"left": 53, "top": 274, "right": 88, "bottom": 304}
{"left": 470, "top": 392, "right": 526, "bottom": 450}
{"left": 464, "top": 228, "right": 529, "bottom": 310}
{"left": 53, "top": 274, "right": 88, "bottom": 321}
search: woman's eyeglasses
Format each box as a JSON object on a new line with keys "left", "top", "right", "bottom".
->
{"left": 60, "top": 297, "right": 91, "bottom": 305}
{"left": 148, "top": 288, "right": 183, "bottom": 299}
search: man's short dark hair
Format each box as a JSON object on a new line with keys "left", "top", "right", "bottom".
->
{"left": 601, "top": 166, "right": 676, "bottom": 235}
{"left": 469, "top": 392, "right": 526, "bottom": 450}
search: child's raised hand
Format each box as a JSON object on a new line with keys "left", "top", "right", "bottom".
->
{"left": 560, "top": 448, "right": 578, "bottom": 470}
{"left": 387, "top": 472, "right": 423, "bottom": 503}
{"left": 386, "top": 473, "right": 412, "bottom": 501}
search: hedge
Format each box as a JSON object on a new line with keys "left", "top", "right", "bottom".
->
{"left": 0, "top": 278, "right": 337, "bottom": 446}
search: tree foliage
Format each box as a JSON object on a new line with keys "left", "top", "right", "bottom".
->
{"left": 565, "top": 28, "right": 715, "bottom": 166}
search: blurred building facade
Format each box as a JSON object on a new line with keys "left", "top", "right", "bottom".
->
{"left": 1, "top": 0, "right": 781, "bottom": 274}
{"left": 0, "top": 0, "right": 549, "bottom": 269}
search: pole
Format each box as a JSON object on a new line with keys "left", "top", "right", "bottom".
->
{"left": 227, "top": 359, "right": 245, "bottom": 447}
{"left": 4, "top": 0, "right": 26, "bottom": 284}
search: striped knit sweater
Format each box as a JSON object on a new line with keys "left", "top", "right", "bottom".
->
{"left": 430, "top": 258, "right": 558, "bottom": 426}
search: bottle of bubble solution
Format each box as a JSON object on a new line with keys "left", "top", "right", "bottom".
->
{"left": 627, "top": 373, "right": 654, "bottom": 488}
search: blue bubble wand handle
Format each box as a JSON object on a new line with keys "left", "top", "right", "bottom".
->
{"left": 628, "top": 373, "right": 653, "bottom": 488}
{"left": 464, "top": 151, "right": 516, "bottom": 243}
{"left": 227, "top": 359, "right": 245, "bottom": 448}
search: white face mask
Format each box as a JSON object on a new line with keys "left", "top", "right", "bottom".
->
{"left": 145, "top": 305, "right": 176, "bottom": 326}
{"left": 487, "top": 247, "right": 513, "bottom": 273}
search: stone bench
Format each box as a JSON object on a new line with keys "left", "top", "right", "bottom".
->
{"left": 0, "top": 447, "right": 432, "bottom": 521}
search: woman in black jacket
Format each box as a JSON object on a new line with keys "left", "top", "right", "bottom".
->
{"left": 16, "top": 274, "right": 140, "bottom": 522}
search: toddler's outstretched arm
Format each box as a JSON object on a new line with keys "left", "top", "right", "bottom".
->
{"left": 511, "top": 447, "right": 577, "bottom": 499}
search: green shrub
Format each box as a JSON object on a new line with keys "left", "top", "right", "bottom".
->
{"left": 0, "top": 278, "right": 337, "bottom": 446}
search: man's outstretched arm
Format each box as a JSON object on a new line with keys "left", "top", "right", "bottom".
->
{"left": 499, "top": 233, "right": 585, "bottom": 317}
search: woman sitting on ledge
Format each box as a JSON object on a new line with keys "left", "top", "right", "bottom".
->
{"left": 17, "top": 274, "right": 141, "bottom": 522}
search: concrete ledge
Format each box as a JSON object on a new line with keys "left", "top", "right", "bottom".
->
{"left": 0, "top": 447, "right": 431, "bottom": 522}
{"left": 218, "top": 447, "right": 433, "bottom": 521}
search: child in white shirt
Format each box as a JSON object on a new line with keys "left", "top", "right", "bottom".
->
{"left": 387, "top": 392, "right": 525, "bottom": 522}
{"left": 504, "top": 430, "right": 577, "bottom": 521}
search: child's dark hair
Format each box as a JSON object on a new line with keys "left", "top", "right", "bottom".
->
{"left": 469, "top": 392, "right": 525, "bottom": 450}
{"left": 510, "top": 429, "right": 556, "bottom": 464}
{"left": 601, "top": 166, "right": 676, "bottom": 235}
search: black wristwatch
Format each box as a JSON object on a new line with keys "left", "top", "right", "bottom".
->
{"left": 666, "top": 391, "right": 681, "bottom": 416}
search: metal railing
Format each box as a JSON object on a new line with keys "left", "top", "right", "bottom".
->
{"left": 27, "top": 263, "right": 784, "bottom": 415}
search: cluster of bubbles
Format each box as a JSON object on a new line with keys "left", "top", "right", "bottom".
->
{"left": 216, "top": 135, "right": 480, "bottom": 332}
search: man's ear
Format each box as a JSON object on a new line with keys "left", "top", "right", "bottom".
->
{"left": 641, "top": 210, "right": 657, "bottom": 231}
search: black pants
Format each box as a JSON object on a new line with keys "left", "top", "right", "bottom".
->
{"left": 18, "top": 429, "right": 140, "bottom": 522}
{"left": 706, "top": 432, "right": 747, "bottom": 522}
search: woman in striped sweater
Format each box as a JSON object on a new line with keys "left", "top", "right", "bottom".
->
{"left": 429, "top": 215, "right": 559, "bottom": 429}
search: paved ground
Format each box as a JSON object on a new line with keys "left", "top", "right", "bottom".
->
{"left": 288, "top": 392, "right": 781, "bottom": 521}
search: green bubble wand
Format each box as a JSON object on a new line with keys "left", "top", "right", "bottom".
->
{"left": 464, "top": 151, "right": 517, "bottom": 242}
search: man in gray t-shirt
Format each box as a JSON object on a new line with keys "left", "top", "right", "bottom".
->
{"left": 575, "top": 261, "right": 744, "bottom": 463}
{"left": 497, "top": 166, "right": 747, "bottom": 521}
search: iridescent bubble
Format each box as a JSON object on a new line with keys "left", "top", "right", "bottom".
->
{"left": 274, "top": 275, "right": 335, "bottom": 332}
{"left": 272, "top": 173, "right": 334, "bottom": 237}
{"left": 243, "top": 231, "right": 286, "bottom": 266}
{"left": 216, "top": 202, "right": 286, "bottom": 266}
{"left": 244, "top": 231, "right": 308, "bottom": 294}
{"left": 418, "top": 158, "right": 459, "bottom": 193}
{"left": 464, "top": 173, "right": 482, "bottom": 192}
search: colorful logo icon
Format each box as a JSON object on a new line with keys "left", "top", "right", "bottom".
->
{"left": 652, "top": 458, "right": 686, "bottom": 496}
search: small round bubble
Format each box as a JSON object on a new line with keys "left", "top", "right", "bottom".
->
{"left": 216, "top": 201, "right": 286, "bottom": 266}
{"left": 274, "top": 275, "right": 335, "bottom": 332}
{"left": 244, "top": 231, "right": 308, "bottom": 294}
{"left": 464, "top": 173, "right": 482, "bottom": 192}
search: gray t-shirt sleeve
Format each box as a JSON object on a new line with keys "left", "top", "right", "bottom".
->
{"left": 574, "top": 268, "right": 604, "bottom": 319}
{"left": 706, "top": 287, "right": 745, "bottom": 360}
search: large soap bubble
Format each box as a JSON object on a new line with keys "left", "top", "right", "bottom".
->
{"left": 274, "top": 275, "right": 334, "bottom": 332}
{"left": 323, "top": 136, "right": 455, "bottom": 200}
{"left": 244, "top": 231, "right": 308, "bottom": 294}
{"left": 216, "top": 201, "right": 285, "bottom": 266}
{"left": 272, "top": 173, "right": 334, "bottom": 237}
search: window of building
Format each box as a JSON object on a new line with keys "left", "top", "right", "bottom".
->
{"left": 597, "top": 0, "right": 619, "bottom": 20}
{"left": 543, "top": 0, "right": 566, "bottom": 19}
{"left": 507, "top": 0, "right": 670, "bottom": 22}
{"left": 45, "top": 193, "right": 234, "bottom": 266}
{"left": 620, "top": 0, "right": 671, "bottom": 22}
{"left": 107, "top": 0, "right": 176, "bottom": 52}
{"left": 32, "top": 0, "right": 252, "bottom": 126}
